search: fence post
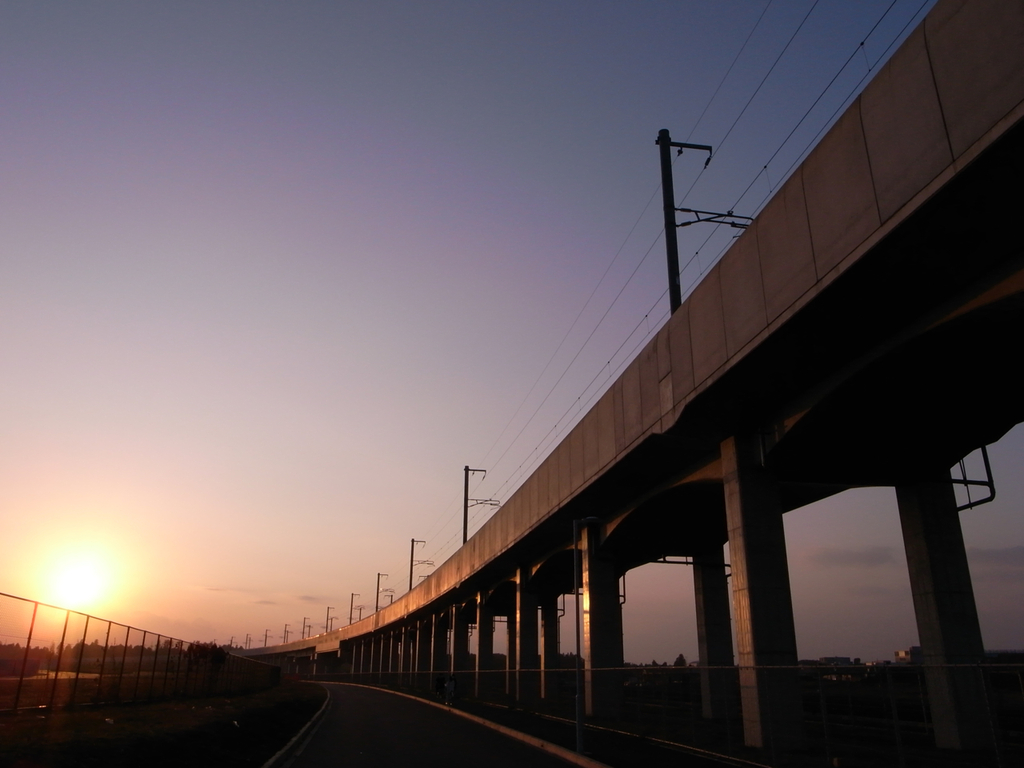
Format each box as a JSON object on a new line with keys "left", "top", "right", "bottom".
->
{"left": 978, "top": 665, "right": 1004, "bottom": 768}
{"left": 48, "top": 609, "right": 71, "bottom": 709}
{"left": 149, "top": 634, "right": 161, "bottom": 701}
{"left": 131, "top": 630, "right": 147, "bottom": 702}
{"left": 885, "top": 665, "right": 906, "bottom": 768}
{"left": 817, "top": 667, "right": 832, "bottom": 767}
{"left": 70, "top": 615, "right": 90, "bottom": 706}
{"left": 95, "top": 623, "right": 112, "bottom": 703}
{"left": 115, "top": 627, "right": 131, "bottom": 701}
{"left": 12, "top": 601, "right": 39, "bottom": 710}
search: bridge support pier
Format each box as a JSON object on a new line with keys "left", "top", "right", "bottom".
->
{"left": 342, "top": 642, "right": 356, "bottom": 675}
{"left": 387, "top": 631, "right": 398, "bottom": 682}
{"left": 506, "top": 609, "right": 517, "bottom": 696}
{"left": 367, "top": 635, "right": 377, "bottom": 681}
{"left": 896, "top": 472, "right": 989, "bottom": 750}
{"left": 722, "top": 434, "right": 803, "bottom": 752}
{"left": 430, "top": 612, "right": 448, "bottom": 683}
{"left": 401, "top": 625, "right": 415, "bottom": 686}
{"left": 581, "top": 521, "right": 624, "bottom": 718}
{"left": 375, "top": 633, "right": 387, "bottom": 683}
{"left": 476, "top": 593, "right": 494, "bottom": 697}
{"left": 356, "top": 638, "right": 367, "bottom": 678}
{"left": 415, "top": 619, "right": 431, "bottom": 690}
{"left": 693, "top": 545, "right": 737, "bottom": 720}
{"left": 452, "top": 604, "right": 471, "bottom": 676}
{"left": 516, "top": 568, "right": 540, "bottom": 704}
{"left": 540, "top": 595, "right": 560, "bottom": 699}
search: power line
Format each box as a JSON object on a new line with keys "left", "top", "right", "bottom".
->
{"left": 483, "top": 226, "right": 666, "bottom": 494}
{"left": 464, "top": 288, "right": 673, "bottom": 549}
{"left": 684, "top": 0, "right": 931, "bottom": 275}
{"left": 422, "top": 0, "right": 933, "bottom": 569}
{"left": 740, "top": 0, "right": 934, "bottom": 219}
{"left": 729, "top": 0, "right": 904, "bottom": 211}
{"left": 685, "top": 0, "right": 775, "bottom": 142}
{"left": 714, "top": 0, "right": 822, "bottom": 158}
{"left": 474, "top": 178, "right": 666, "bottom": 472}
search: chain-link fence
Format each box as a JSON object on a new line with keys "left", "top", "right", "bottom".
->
{"left": 304, "top": 659, "right": 1022, "bottom": 767}
{"left": 0, "top": 592, "right": 279, "bottom": 712}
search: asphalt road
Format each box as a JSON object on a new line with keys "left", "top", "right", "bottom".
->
{"left": 288, "top": 683, "right": 585, "bottom": 768}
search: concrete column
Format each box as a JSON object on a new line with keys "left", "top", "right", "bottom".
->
{"left": 391, "top": 630, "right": 399, "bottom": 679}
{"left": 401, "top": 626, "right": 415, "bottom": 686}
{"left": 452, "top": 605, "right": 471, "bottom": 675}
{"left": 540, "top": 596, "right": 560, "bottom": 699}
{"left": 581, "top": 522, "right": 624, "bottom": 718}
{"left": 368, "top": 635, "right": 377, "bottom": 681}
{"left": 430, "top": 612, "right": 448, "bottom": 680}
{"left": 476, "top": 594, "right": 494, "bottom": 698}
{"left": 416, "top": 619, "right": 431, "bottom": 690}
{"left": 387, "top": 631, "right": 396, "bottom": 676}
{"left": 722, "top": 434, "right": 803, "bottom": 751}
{"left": 516, "top": 568, "right": 540, "bottom": 704}
{"left": 506, "top": 611, "right": 517, "bottom": 696}
{"left": 369, "top": 634, "right": 380, "bottom": 681}
{"left": 896, "top": 472, "right": 989, "bottom": 750}
{"left": 693, "top": 545, "right": 737, "bottom": 719}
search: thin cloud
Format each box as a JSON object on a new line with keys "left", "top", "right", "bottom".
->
{"left": 808, "top": 546, "right": 896, "bottom": 568}
{"left": 298, "top": 595, "right": 320, "bottom": 603}
{"left": 846, "top": 584, "right": 896, "bottom": 597}
{"left": 969, "top": 545, "right": 1024, "bottom": 567}
{"left": 969, "top": 546, "right": 1024, "bottom": 581}
{"left": 254, "top": 600, "right": 276, "bottom": 605}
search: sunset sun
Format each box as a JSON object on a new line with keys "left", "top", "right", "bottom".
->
{"left": 48, "top": 554, "right": 110, "bottom": 611}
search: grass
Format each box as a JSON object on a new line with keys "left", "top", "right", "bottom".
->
{"left": 0, "top": 680, "right": 326, "bottom": 768}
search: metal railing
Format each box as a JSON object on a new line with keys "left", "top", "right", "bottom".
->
{"left": 0, "top": 592, "right": 279, "bottom": 712}
{"left": 301, "top": 659, "right": 1023, "bottom": 768}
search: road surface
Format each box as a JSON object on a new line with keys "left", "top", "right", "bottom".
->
{"left": 288, "top": 683, "right": 586, "bottom": 768}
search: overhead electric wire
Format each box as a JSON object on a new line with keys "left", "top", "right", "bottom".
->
{"left": 475, "top": 178, "right": 666, "bottom": 471}
{"left": 418, "top": 181, "right": 669, "bottom": 566}
{"left": 728, "top": 0, "right": 902, "bottom": 211}
{"left": 685, "top": 0, "right": 775, "bottom": 142}
{"left": 482, "top": 225, "right": 665, "bottom": 487}
{"left": 426, "top": 3, "right": 809, "bottom": 560}
{"left": 674, "top": 0, "right": 821, "bottom": 211}
{"left": 739, "top": 0, "right": 934, "bottom": 217}
{"left": 483, "top": 0, "right": 933, "bottom": 519}
{"left": 714, "top": 0, "right": 821, "bottom": 158}
{"left": 463, "top": 2, "right": 789, "bottom": 513}
{"left": 685, "top": 0, "right": 930, "bottom": 273}
{"left": 465, "top": 288, "right": 673, "bottom": 546}
{"left": 425, "top": 0, "right": 927, "bottom": 566}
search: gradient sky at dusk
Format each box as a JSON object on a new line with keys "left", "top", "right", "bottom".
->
{"left": 2, "top": 0, "right": 1021, "bottom": 663}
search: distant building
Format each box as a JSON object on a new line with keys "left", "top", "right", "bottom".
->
{"left": 895, "top": 646, "right": 923, "bottom": 664}
{"left": 819, "top": 656, "right": 859, "bottom": 665}
{"left": 893, "top": 646, "right": 1024, "bottom": 664}
{"left": 984, "top": 649, "right": 1024, "bottom": 663}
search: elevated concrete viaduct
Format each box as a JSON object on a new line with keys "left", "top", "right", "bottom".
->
{"left": 243, "top": 0, "right": 1024, "bottom": 754}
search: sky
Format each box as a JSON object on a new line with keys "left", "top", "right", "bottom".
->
{"left": 2, "top": 0, "right": 1020, "bottom": 664}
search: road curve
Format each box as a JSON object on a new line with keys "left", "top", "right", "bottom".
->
{"left": 287, "top": 683, "right": 592, "bottom": 768}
